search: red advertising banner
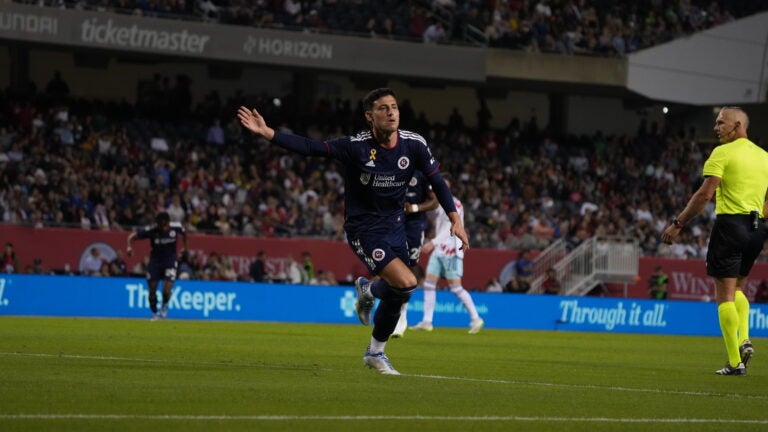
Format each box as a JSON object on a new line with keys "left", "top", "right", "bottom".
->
{"left": 618, "top": 257, "right": 768, "bottom": 302}
{"left": 4, "top": 225, "right": 767, "bottom": 299}
{"left": 0, "top": 225, "right": 518, "bottom": 290}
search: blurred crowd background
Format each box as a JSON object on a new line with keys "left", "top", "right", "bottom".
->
{"left": 3, "top": 0, "right": 768, "bottom": 282}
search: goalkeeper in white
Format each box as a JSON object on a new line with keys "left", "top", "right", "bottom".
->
{"left": 410, "top": 184, "right": 484, "bottom": 334}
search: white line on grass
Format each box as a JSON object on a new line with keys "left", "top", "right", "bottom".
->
{"left": 1, "top": 414, "right": 767, "bottom": 424}
{"left": 3, "top": 351, "right": 767, "bottom": 401}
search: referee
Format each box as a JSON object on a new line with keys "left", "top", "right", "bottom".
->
{"left": 662, "top": 107, "right": 768, "bottom": 376}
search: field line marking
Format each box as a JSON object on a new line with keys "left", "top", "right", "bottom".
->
{"left": 3, "top": 351, "right": 767, "bottom": 401}
{"left": 0, "top": 414, "right": 767, "bottom": 423}
{"left": 408, "top": 373, "right": 768, "bottom": 400}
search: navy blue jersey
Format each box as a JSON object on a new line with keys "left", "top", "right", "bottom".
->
{"left": 331, "top": 130, "right": 439, "bottom": 233}
{"left": 135, "top": 222, "right": 185, "bottom": 263}
{"left": 274, "top": 129, "right": 444, "bottom": 234}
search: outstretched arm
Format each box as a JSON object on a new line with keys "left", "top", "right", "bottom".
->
{"left": 447, "top": 211, "right": 470, "bottom": 252}
{"left": 238, "top": 106, "right": 332, "bottom": 157}
{"left": 426, "top": 172, "right": 469, "bottom": 251}
{"left": 126, "top": 232, "right": 137, "bottom": 257}
{"left": 237, "top": 107, "right": 275, "bottom": 140}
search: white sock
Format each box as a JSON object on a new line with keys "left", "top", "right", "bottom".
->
{"left": 369, "top": 336, "right": 386, "bottom": 354}
{"left": 451, "top": 284, "right": 480, "bottom": 321}
{"left": 423, "top": 279, "right": 437, "bottom": 323}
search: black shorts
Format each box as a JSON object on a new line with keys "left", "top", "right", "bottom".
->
{"left": 706, "top": 214, "right": 766, "bottom": 278}
{"left": 147, "top": 260, "right": 178, "bottom": 282}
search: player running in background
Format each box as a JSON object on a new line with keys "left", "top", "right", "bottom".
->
{"left": 391, "top": 170, "right": 437, "bottom": 338}
{"left": 127, "top": 211, "right": 188, "bottom": 320}
{"left": 410, "top": 177, "right": 484, "bottom": 334}
{"left": 238, "top": 88, "right": 468, "bottom": 375}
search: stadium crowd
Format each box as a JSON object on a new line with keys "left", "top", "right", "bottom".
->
{"left": 1, "top": 67, "right": 745, "bottom": 274}
{"left": 16, "top": 0, "right": 768, "bottom": 56}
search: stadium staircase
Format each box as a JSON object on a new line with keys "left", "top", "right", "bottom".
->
{"left": 528, "top": 236, "right": 640, "bottom": 296}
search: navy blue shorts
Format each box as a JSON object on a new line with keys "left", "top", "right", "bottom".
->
{"left": 405, "top": 219, "right": 426, "bottom": 266}
{"left": 706, "top": 215, "right": 766, "bottom": 278}
{"left": 347, "top": 225, "right": 409, "bottom": 275}
{"left": 146, "top": 260, "right": 178, "bottom": 282}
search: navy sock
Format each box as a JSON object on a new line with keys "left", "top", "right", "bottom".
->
{"left": 372, "top": 283, "right": 415, "bottom": 342}
{"left": 149, "top": 289, "right": 158, "bottom": 314}
{"left": 370, "top": 279, "right": 388, "bottom": 299}
{"left": 162, "top": 289, "right": 171, "bottom": 308}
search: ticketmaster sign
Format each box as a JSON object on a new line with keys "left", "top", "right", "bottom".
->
{"left": 2, "top": 274, "right": 767, "bottom": 337}
{"left": 0, "top": 2, "right": 484, "bottom": 82}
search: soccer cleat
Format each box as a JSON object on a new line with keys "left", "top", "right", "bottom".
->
{"left": 354, "top": 277, "right": 374, "bottom": 325}
{"left": 363, "top": 351, "right": 400, "bottom": 375}
{"left": 740, "top": 340, "right": 754, "bottom": 368}
{"left": 150, "top": 313, "right": 160, "bottom": 321}
{"left": 715, "top": 362, "right": 746, "bottom": 376}
{"left": 160, "top": 305, "right": 168, "bottom": 319}
{"left": 409, "top": 321, "right": 433, "bottom": 331}
{"left": 468, "top": 318, "right": 485, "bottom": 334}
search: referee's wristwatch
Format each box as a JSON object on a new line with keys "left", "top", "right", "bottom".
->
{"left": 673, "top": 217, "right": 685, "bottom": 228}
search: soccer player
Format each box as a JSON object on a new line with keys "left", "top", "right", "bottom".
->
{"left": 238, "top": 88, "right": 469, "bottom": 375}
{"left": 410, "top": 178, "right": 484, "bottom": 334}
{"left": 662, "top": 107, "right": 767, "bottom": 376}
{"left": 391, "top": 170, "right": 438, "bottom": 338}
{"left": 126, "top": 211, "right": 188, "bottom": 320}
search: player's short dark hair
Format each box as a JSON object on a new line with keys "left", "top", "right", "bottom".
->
{"left": 156, "top": 212, "right": 171, "bottom": 224}
{"left": 362, "top": 88, "right": 396, "bottom": 111}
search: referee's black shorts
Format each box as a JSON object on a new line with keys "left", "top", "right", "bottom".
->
{"left": 706, "top": 214, "right": 766, "bottom": 278}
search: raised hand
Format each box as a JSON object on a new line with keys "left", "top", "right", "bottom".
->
{"left": 237, "top": 106, "right": 275, "bottom": 140}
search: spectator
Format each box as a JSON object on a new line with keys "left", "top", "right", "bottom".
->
{"left": 285, "top": 254, "right": 305, "bottom": 284}
{"left": 648, "top": 265, "right": 669, "bottom": 300}
{"left": 29, "top": 257, "right": 46, "bottom": 275}
{"left": 486, "top": 278, "right": 503, "bottom": 293}
{"left": 754, "top": 280, "right": 768, "bottom": 304}
{"left": 423, "top": 20, "right": 446, "bottom": 43}
{"left": 2, "top": 242, "right": 19, "bottom": 273}
{"left": 301, "top": 251, "right": 315, "bottom": 283}
{"left": 45, "top": 70, "right": 70, "bottom": 101}
{"left": 206, "top": 119, "right": 225, "bottom": 146}
{"left": 249, "top": 251, "right": 266, "bottom": 282}
{"left": 110, "top": 249, "right": 128, "bottom": 276}
{"left": 541, "top": 267, "right": 562, "bottom": 295}
{"left": 81, "top": 247, "right": 105, "bottom": 275}
{"left": 515, "top": 250, "right": 534, "bottom": 291}
{"left": 177, "top": 249, "right": 198, "bottom": 280}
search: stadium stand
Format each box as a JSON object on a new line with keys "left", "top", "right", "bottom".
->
{"left": 14, "top": 0, "right": 768, "bottom": 55}
{"left": 3, "top": 1, "right": 768, "bottom": 281}
{"left": 0, "top": 79, "right": 733, "bottom": 263}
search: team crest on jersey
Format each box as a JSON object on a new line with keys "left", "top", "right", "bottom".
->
{"left": 372, "top": 248, "right": 386, "bottom": 261}
{"left": 360, "top": 172, "right": 371, "bottom": 185}
{"left": 169, "top": 231, "right": 176, "bottom": 238}
{"left": 398, "top": 156, "right": 410, "bottom": 169}
{"left": 409, "top": 176, "right": 418, "bottom": 187}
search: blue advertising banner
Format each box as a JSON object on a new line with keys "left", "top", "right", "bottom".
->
{"left": 1, "top": 274, "right": 768, "bottom": 337}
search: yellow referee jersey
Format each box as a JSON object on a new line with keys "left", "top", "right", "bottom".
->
{"left": 702, "top": 137, "right": 768, "bottom": 216}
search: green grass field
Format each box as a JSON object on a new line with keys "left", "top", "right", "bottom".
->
{"left": 0, "top": 316, "right": 766, "bottom": 432}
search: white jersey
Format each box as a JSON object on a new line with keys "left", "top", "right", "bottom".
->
{"left": 431, "top": 196, "right": 464, "bottom": 259}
